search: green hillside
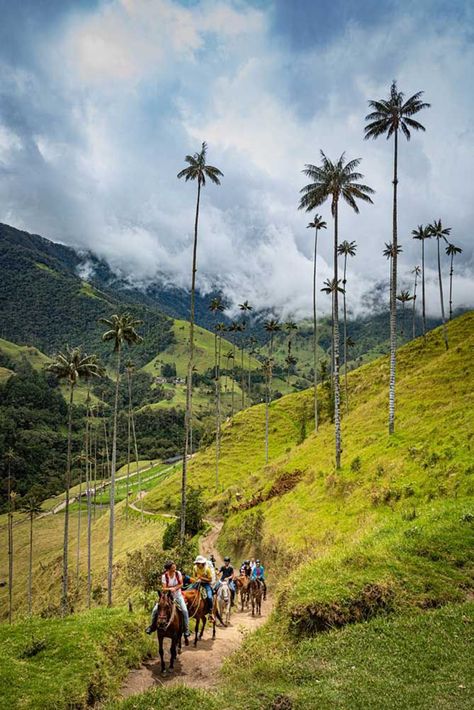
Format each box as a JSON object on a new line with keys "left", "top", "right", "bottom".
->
{"left": 0, "top": 337, "right": 50, "bottom": 371}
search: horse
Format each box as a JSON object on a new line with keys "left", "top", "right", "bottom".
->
{"left": 249, "top": 578, "right": 263, "bottom": 616}
{"left": 155, "top": 591, "right": 183, "bottom": 673}
{"left": 235, "top": 574, "right": 250, "bottom": 611}
{"left": 183, "top": 583, "right": 221, "bottom": 646}
{"left": 216, "top": 579, "right": 231, "bottom": 626}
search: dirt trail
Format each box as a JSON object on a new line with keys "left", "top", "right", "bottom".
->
{"left": 120, "top": 521, "right": 272, "bottom": 697}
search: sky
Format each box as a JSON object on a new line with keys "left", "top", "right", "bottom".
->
{"left": 0, "top": 0, "right": 473, "bottom": 319}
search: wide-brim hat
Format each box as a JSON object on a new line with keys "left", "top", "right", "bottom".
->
{"left": 194, "top": 555, "right": 207, "bottom": 564}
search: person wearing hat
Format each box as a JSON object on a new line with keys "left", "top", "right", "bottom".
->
{"left": 219, "top": 556, "right": 236, "bottom": 606}
{"left": 146, "top": 560, "right": 191, "bottom": 641}
{"left": 193, "top": 555, "right": 214, "bottom": 614}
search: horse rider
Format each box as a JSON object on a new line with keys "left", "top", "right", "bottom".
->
{"left": 193, "top": 554, "right": 214, "bottom": 616}
{"left": 251, "top": 559, "right": 267, "bottom": 599}
{"left": 219, "top": 556, "right": 236, "bottom": 606}
{"left": 146, "top": 560, "right": 191, "bottom": 642}
{"left": 240, "top": 559, "right": 252, "bottom": 577}
{"left": 250, "top": 557, "right": 256, "bottom": 572}
{"left": 208, "top": 554, "right": 218, "bottom": 584}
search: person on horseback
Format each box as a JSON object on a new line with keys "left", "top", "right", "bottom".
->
{"left": 193, "top": 555, "right": 214, "bottom": 615}
{"left": 240, "top": 559, "right": 252, "bottom": 577}
{"left": 251, "top": 559, "right": 266, "bottom": 599}
{"left": 146, "top": 560, "right": 191, "bottom": 641}
{"left": 219, "top": 556, "right": 236, "bottom": 606}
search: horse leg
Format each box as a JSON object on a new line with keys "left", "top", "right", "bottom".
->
{"left": 194, "top": 617, "right": 199, "bottom": 647}
{"left": 170, "top": 637, "right": 176, "bottom": 670}
{"left": 200, "top": 615, "right": 207, "bottom": 639}
{"left": 158, "top": 634, "right": 166, "bottom": 674}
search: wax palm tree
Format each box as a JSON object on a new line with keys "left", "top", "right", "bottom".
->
{"left": 411, "top": 225, "right": 431, "bottom": 335}
{"left": 228, "top": 321, "right": 240, "bottom": 415}
{"left": 4, "top": 448, "right": 17, "bottom": 623}
{"left": 428, "top": 219, "right": 451, "bottom": 350}
{"left": 100, "top": 313, "right": 142, "bottom": 606}
{"left": 263, "top": 319, "right": 281, "bottom": 463}
{"left": 215, "top": 322, "right": 227, "bottom": 472}
{"left": 125, "top": 360, "right": 142, "bottom": 520}
{"left": 177, "top": 142, "right": 223, "bottom": 544}
{"left": 48, "top": 347, "right": 102, "bottom": 613}
{"left": 248, "top": 336, "right": 258, "bottom": 402}
{"left": 239, "top": 301, "right": 253, "bottom": 407}
{"left": 337, "top": 240, "right": 357, "bottom": 413}
{"left": 411, "top": 266, "right": 421, "bottom": 338}
{"left": 299, "top": 152, "right": 374, "bottom": 468}
{"left": 365, "top": 81, "right": 430, "bottom": 434}
{"left": 396, "top": 290, "right": 413, "bottom": 336}
{"left": 306, "top": 214, "right": 327, "bottom": 432}
{"left": 20, "top": 495, "right": 43, "bottom": 615}
{"left": 285, "top": 354, "right": 297, "bottom": 387}
{"left": 445, "top": 243, "right": 463, "bottom": 321}
{"left": 209, "top": 299, "right": 225, "bottom": 489}
{"left": 224, "top": 349, "right": 234, "bottom": 394}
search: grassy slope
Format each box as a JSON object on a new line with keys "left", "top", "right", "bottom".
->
{"left": 0, "top": 337, "right": 50, "bottom": 370}
{"left": 0, "top": 608, "right": 153, "bottom": 709}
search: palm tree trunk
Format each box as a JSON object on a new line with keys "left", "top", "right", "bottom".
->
{"left": 388, "top": 129, "right": 398, "bottom": 435}
{"left": 247, "top": 350, "right": 251, "bottom": 404}
{"left": 76, "top": 464, "right": 82, "bottom": 587}
{"left": 214, "top": 326, "right": 219, "bottom": 489}
{"left": 28, "top": 513, "right": 33, "bottom": 615}
{"left": 231, "top": 341, "right": 236, "bottom": 416}
{"left": 130, "top": 402, "right": 141, "bottom": 519}
{"left": 7, "top": 462, "right": 13, "bottom": 624}
{"left": 437, "top": 237, "right": 449, "bottom": 350}
{"left": 264, "top": 366, "right": 269, "bottom": 465}
{"left": 333, "top": 204, "right": 342, "bottom": 469}
{"left": 62, "top": 383, "right": 74, "bottom": 614}
{"left": 107, "top": 346, "right": 121, "bottom": 606}
{"left": 241, "top": 344, "right": 245, "bottom": 409}
{"left": 342, "top": 254, "right": 349, "bottom": 414}
{"left": 313, "top": 226, "right": 319, "bottom": 432}
{"left": 412, "top": 273, "right": 418, "bottom": 339}
{"left": 126, "top": 372, "right": 132, "bottom": 521}
{"left": 449, "top": 253, "right": 454, "bottom": 321}
{"left": 86, "top": 446, "right": 92, "bottom": 608}
{"left": 181, "top": 178, "right": 201, "bottom": 545}
{"left": 421, "top": 239, "right": 426, "bottom": 335}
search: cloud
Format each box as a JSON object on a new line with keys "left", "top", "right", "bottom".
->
{"left": 0, "top": 0, "right": 472, "bottom": 321}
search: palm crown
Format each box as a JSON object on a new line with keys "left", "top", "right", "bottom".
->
{"left": 337, "top": 240, "right": 357, "bottom": 257}
{"left": 383, "top": 242, "right": 403, "bottom": 259}
{"left": 428, "top": 219, "right": 451, "bottom": 242}
{"left": 100, "top": 313, "right": 143, "bottom": 352}
{"left": 209, "top": 297, "right": 225, "bottom": 314}
{"left": 48, "top": 347, "right": 103, "bottom": 386}
{"left": 364, "top": 81, "right": 430, "bottom": 141}
{"left": 177, "top": 142, "right": 223, "bottom": 186}
{"left": 411, "top": 224, "right": 431, "bottom": 242}
{"left": 321, "top": 278, "right": 345, "bottom": 295}
{"left": 307, "top": 214, "right": 327, "bottom": 231}
{"left": 299, "top": 152, "right": 374, "bottom": 215}
{"left": 446, "top": 243, "right": 462, "bottom": 257}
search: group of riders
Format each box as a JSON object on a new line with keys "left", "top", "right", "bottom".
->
{"left": 146, "top": 554, "right": 266, "bottom": 642}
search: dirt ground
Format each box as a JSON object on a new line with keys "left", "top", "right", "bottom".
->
{"left": 120, "top": 522, "right": 272, "bottom": 697}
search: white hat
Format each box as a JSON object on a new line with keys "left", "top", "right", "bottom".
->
{"left": 194, "top": 555, "right": 207, "bottom": 564}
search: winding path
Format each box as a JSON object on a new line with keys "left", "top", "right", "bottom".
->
{"left": 120, "top": 521, "right": 272, "bottom": 697}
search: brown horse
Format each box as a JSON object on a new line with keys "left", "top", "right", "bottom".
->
{"left": 235, "top": 574, "right": 250, "bottom": 611}
{"left": 183, "top": 584, "right": 221, "bottom": 646}
{"left": 249, "top": 578, "right": 263, "bottom": 616}
{"left": 155, "top": 591, "right": 183, "bottom": 673}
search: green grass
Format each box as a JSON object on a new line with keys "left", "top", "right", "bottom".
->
{"left": 0, "top": 608, "right": 153, "bottom": 709}
{"left": 0, "top": 365, "right": 13, "bottom": 382}
{"left": 0, "top": 337, "right": 50, "bottom": 370}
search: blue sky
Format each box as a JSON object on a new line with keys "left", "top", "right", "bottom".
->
{"left": 0, "top": 0, "right": 472, "bottom": 316}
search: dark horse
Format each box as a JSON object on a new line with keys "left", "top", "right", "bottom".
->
{"left": 155, "top": 591, "right": 184, "bottom": 673}
{"left": 183, "top": 583, "right": 221, "bottom": 647}
{"left": 249, "top": 578, "right": 263, "bottom": 616}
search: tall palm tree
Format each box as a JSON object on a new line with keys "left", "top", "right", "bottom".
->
{"left": 445, "top": 243, "right": 463, "bottom": 321}
{"left": 365, "top": 81, "right": 430, "bottom": 434}
{"left": 411, "top": 225, "right": 431, "bottom": 335}
{"left": 20, "top": 495, "right": 42, "bottom": 615}
{"left": 411, "top": 266, "right": 421, "bottom": 338}
{"left": 299, "top": 152, "right": 374, "bottom": 468}
{"left": 48, "top": 347, "right": 102, "bottom": 614}
{"left": 228, "top": 321, "right": 240, "bottom": 416}
{"left": 214, "top": 321, "right": 227, "bottom": 489}
{"left": 285, "top": 354, "right": 297, "bottom": 387}
{"left": 263, "top": 319, "right": 281, "bottom": 463}
{"left": 125, "top": 360, "right": 142, "bottom": 520}
{"left": 177, "top": 142, "right": 223, "bottom": 545}
{"left": 224, "top": 349, "right": 234, "bottom": 395}
{"left": 100, "top": 313, "right": 142, "bottom": 606}
{"left": 396, "top": 290, "right": 413, "bottom": 336}
{"left": 428, "top": 219, "right": 451, "bottom": 350}
{"left": 4, "top": 448, "right": 17, "bottom": 624}
{"left": 239, "top": 301, "right": 253, "bottom": 407}
{"left": 209, "top": 299, "right": 225, "bottom": 489}
{"left": 337, "top": 240, "right": 357, "bottom": 413}
{"left": 247, "top": 336, "right": 258, "bottom": 402}
{"left": 306, "top": 215, "right": 327, "bottom": 432}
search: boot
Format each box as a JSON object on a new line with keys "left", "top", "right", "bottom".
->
{"left": 145, "top": 604, "right": 158, "bottom": 634}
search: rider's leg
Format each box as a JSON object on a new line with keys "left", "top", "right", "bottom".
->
{"left": 145, "top": 601, "right": 159, "bottom": 634}
{"left": 205, "top": 584, "right": 213, "bottom": 614}
{"left": 229, "top": 580, "right": 236, "bottom": 606}
{"left": 175, "top": 593, "right": 190, "bottom": 636}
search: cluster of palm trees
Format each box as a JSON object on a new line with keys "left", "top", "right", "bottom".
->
{"left": 38, "top": 313, "right": 143, "bottom": 616}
